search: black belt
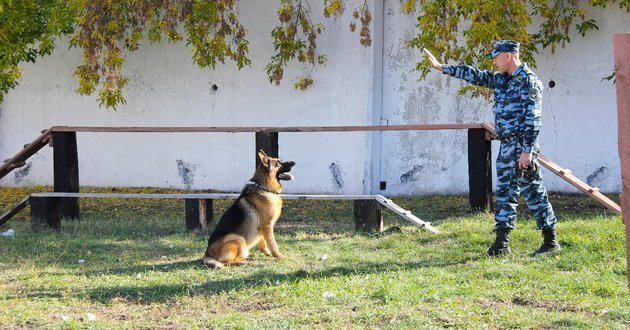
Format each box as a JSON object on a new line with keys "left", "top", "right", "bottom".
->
{"left": 498, "top": 134, "right": 522, "bottom": 143}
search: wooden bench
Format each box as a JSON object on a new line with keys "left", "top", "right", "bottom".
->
{"left": 14, "top": 192, "right": 438, "bottom": 233}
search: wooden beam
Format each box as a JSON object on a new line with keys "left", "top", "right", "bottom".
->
{"left": 353, "top": 199, "right": 383, "bottom": 232}
{"left": 30, "top": 196, "right": 61, "bottom": 230}
{"left": 29, "top": 192, "right": 377, "bottom": 200}
{"left": 0, "top": 196, "right": 30, "bottom": 227}
{"left": 537, "top": 155, "right": 621, "bottom": 214}
{"left": 374, "top": 195, "right": 439, "bottom": 233}
{"left": 52, "top": 132, "right": 80, "bottom": 220}
{"left": 255, "top": 132, "right": 278, "bottom": 166}
{"left": 467, "top": 128, "right": 493, "bottom": 212}
{"left": 50, "top": 123, "right": 485, "bottom": 133}
{"left": 613, "top": 33, "right": 630, "bottom": 287}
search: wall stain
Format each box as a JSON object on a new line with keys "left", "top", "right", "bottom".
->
{"left": 586, "top": 166, "right": 609, "bottom": 187}
{"left": 13, "top": 162, "right": 32, "bottom": 183}
{"left": 400, "top": 164, "right": 425, "bottom": 184}
{"left": 329, "top": 163, "right": 344, "bottom": 189}
{"left": 176, "top": 160, "right": 196, "bottom": 189}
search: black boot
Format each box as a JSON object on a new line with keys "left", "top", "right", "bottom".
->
{"left": 531, "top": 227, "right": 561, "bottom": 256}
{"left": 487, "top": 228, "right": 512, "bottom": 256}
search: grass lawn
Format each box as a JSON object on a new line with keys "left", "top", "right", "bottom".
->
{"left": 0, "top": 186, "right": 628, "bottom": 329}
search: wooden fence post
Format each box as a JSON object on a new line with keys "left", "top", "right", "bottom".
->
{"left": 467, "top": 128, "right": 493, "bottom": 212}
{"left": 613, "top": 33, "right": 630, "bottom": 287}
{"left": 185, "top": 199, "right": 213, "bottom": 231}
{"left": 52, "top": 132, "right": 80, "bottom": 220}
{"left": 354, "top": 200, "right": 383, "bottom": 232}
{"left": 255, "top": 132, "right": 279, "bottom": 166}
{"left": 30, "top": 196, "right": 61, "bottom": 230}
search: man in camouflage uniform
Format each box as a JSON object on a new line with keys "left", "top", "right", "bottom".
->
{"left": 423, "top": 41, "right": 560, "bottom": 256}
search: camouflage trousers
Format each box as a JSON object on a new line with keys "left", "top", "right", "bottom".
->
{"left": 495, "top": 139, "right": 557, "bottom": 230}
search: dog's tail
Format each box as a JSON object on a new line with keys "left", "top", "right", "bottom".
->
{"left": 202, "top": 256, "right": 224, "bottom": 269}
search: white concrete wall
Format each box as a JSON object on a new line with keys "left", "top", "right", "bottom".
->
{"left": 0, "top": 2, "right": 625, "bottom": 195}
{"left": 533, "top": 8, "right": 626, "bottom": 194}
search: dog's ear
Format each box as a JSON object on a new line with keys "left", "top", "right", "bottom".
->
{"left": 257, "top": 150, "right": 268, "bottom": 167}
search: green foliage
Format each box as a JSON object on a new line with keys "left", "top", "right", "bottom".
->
{"left": 407, "top": 0, "right": 629, "bottom": 97}
{"left": 69, "top": 0, "right": 250, "bottom": 110}
{"left": 266, "top": 0, "right": 326, "bottom": 90}
{"left": 0, "top": 0, "right": 77, "bottom": 103}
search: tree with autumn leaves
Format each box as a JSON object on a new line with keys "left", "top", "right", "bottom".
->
{"left": 0, "top": 0, "right": 627, "bottom": 109}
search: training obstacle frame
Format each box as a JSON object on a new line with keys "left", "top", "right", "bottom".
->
{"left": 1, "top": 123, "right": 485, "bottom": 233}
{"left": 0, "top": 122, "right": 622, "bottom": 234}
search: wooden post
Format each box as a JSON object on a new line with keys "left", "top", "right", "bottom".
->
{"left": 353, "top": 200, "right": 383, "bottom": 232}
{"left": 30, "top": 196, "right": 61, "bottom": 230}
{"left": 52, "top": 132, "right": 80, "bottom": 220}
{"left": 185, "top": 199, "right": 213, "bottom": 231}
{"left": 467, "top": 128, "right": 493, "bottom": 212}
{"left": 613, "top": 33, "right": 630, "bottom": 287}
{"left": 255, "top": 132, "right": 279, "bottom": 166}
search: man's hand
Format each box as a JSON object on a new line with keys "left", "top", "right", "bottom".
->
{"left": 423, "top": 48, "right": 443, "bottom": 71}
{"left": 518, "top": 152, "right": 533, "bottom": 169}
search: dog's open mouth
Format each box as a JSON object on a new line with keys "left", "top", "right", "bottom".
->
{"left": 277, "top": 161, "right": 296, "bottom": 181}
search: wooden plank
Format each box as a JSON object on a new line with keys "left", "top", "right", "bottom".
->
{"left": 0, "top": 196, "right": 30, "bottom": 227}
{"left": 50, "top": 123, "right": 485, "bottom": 133}
{"left": 538, "top": 155, "right": 621, "bottom": 214}
{"left": 374, "top": 195, "right": 439, "bottom": 233}
{"left": 0, "top": 128, "right": 53, "bottom": 179}
{"left": 32, "top": 192, "right": 240, "bottom": 199}
{"left": 30, "top": 192, "right": 377, "bottom": 200}
{"left": 286, "top": 194, "right": 375, "bottom": 200}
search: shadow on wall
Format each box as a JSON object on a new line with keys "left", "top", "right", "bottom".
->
{"left": 12, "top": 162, "right": 32, "bottom": 183}
{"left": 176, "top": 160, "right": 197, "bottom": 189}
{"left": 329, "top": 162, "right": 345, "bottom": 189}
{"left": 586, "top": 166, "right": 610, "bottom": 188}
{"left": 400, "top": 164, "right": 424, "bottom": 184}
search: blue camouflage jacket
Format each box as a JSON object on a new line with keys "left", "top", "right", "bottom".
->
{"left": 442, "top": 63, "right": 543, "bottom": 154}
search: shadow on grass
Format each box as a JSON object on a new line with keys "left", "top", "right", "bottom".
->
{"left": 28, "top": 224, "right": 450, "bottom": 278}
{"left": 20, "top": 256, "right": 482, "bottom": 304}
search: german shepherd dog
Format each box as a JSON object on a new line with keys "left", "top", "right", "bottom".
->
{"left": 202, "top": 150, "right": 295, "bottom": 268}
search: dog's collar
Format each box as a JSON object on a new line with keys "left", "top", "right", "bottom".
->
{"left": 248, "top": 182, "right": 280, "bottom": 194}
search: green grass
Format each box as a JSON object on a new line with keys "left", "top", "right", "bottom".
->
{"left": 0, "top": 187, "right": 628, "bottom": 329}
